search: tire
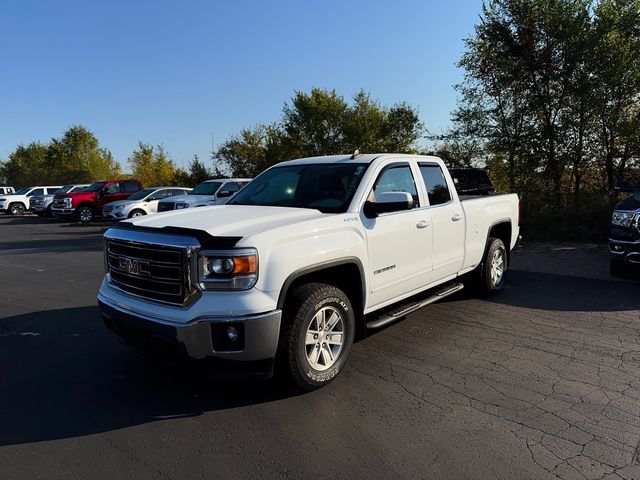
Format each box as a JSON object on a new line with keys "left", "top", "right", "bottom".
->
{"left": 610, "top": 258, "right": 628, "bottom": 277}
{"left": 128, "top": 209, "right": 146, "bottom": 219}
{"left": 76, "top": 206, "right": 95, "bottom": 223}
{"left": 280, "top": 283, "right": 355, "bottom": 391}
{"left": 475, "top": 237, "right": 507, "bottom": 295}
{"left": 8, "top": 202, "right": 25, "bottom": 215}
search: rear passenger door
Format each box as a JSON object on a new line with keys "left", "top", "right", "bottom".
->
{"left": 417, "top": 163, "right": 465, "bottom": 280}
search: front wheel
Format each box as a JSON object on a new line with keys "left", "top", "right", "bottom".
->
{"left": 9, "top": 203, "right": 25, "bottom": 215}
{"left": 281, "top": 283, "right": 355, "bottom": 391}
{"left": 128, "top": 209, "right": 146, "bottom": 219}
{"left": 76, "top": 206, "right": 95, "bottom": 223}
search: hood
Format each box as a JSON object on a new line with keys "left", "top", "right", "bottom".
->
{"left": 55, "top": 190, "right": 94, "bottom": 199}
{"left": 126, "top": 205, "right": 325, "bottom": 237}
{"left": 615, "top": 194, "right": 640, "bottom": 212}
{"left": 162, "top": 194, "right": 208, "bottom": 205}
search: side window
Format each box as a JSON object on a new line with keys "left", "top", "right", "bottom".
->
{"left": 169, "top": 189, "right": 184, "bottom": 196}
{"left": 103, "top": 183, "right": 120, "bottom": 195}
{"left": 221, "top": 182, "right": 240, "bottom": 194}
{"left": 28, "top": 188, "right": 44, "bottom": 197}
{"left": 148, "top": 189, "right": 171, "bottom": 201}
{"left": 419, "top": 164, "right": 452, "bottom": 206}
{"left": 370, "top": 164, "right": 420, "bottom": 208}
{"left": 123, "top": 182, "right": 139, "bottom": 193}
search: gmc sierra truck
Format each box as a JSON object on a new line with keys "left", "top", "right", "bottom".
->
{"left": 98, "top": 153, "right": 520, "bottom": 390}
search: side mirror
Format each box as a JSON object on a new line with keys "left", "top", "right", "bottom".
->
{"left": 217, "top": 190, "right": 233, "bottom": 198}
{"left": 363, "top": 191, "right": 414, "bottom": 218}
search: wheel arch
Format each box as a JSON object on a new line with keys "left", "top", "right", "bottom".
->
{"left": 486, "top": 220, "right": 512, "bottom": 264}
{"left": 277, "top": 258, "right": 366, "bottom": 337}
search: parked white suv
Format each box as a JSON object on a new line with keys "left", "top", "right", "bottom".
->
{"left": 157, "top": 178, "right": 250, "bottom": 212}
{"left": 103, "top": 187, "right": 192, "bottom": 220}
{"left": 30, "top": 184, "right": 89, "bottom": 216}
{"left": 98, "top": 154, "right": 520, "bottom": 390}
{"left": 0, "top": 186, "right": 63, "bottom": 215}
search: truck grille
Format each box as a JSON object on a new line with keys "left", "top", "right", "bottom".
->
{"left": 52, "top": 197, "right": 68, "bottom": 209}
{"left": 106, "top": 239, "right": 192, "bottom": 305}
{"left": 158, "top": 202, "right": 175, "bottom": 212}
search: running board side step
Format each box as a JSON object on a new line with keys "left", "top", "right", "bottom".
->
{"left": 365, "top": 282, "right": 464, "bottom": 330}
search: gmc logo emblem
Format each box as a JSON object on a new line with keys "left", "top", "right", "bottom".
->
{"left": 116, "top": 256, "right": 150, "bottom": 277}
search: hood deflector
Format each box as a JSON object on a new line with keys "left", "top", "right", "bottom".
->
{"left": 109, "top": 222, "right": 242, "bottom": 249}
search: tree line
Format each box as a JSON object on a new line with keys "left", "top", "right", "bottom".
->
{"left": 0, "top": 125, "right": 222, "bottom": 189}
{"left": 436, "top": 0, "right": 640, "bottom": 239}
{"left": 2, "top": 0, "right": 640, "bottom": 241}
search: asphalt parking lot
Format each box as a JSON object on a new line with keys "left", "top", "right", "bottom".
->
{"left": 1, "top": 216, "right": 639, "bottom": 480}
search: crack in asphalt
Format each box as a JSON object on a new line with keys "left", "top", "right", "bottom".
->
{"left": 350, "top": 288, "right": 640, "bottom": 480}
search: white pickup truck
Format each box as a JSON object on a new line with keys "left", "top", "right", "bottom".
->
{"left": 98, "top": 153, "right": 520, "bottom": 390}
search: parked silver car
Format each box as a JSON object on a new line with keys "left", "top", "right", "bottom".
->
{"left": 103, "top": 186, "right": 192, "bottom": 220}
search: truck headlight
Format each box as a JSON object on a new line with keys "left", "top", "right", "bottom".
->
{"left": 175, "top": 203, "right": 188, "bottom": 209}
{"left": 63, "top": 197, "right": 72, "bottom": 207}
{"left": 198, "top": 249, "right": 258, "bottom": 290}
{"left": 612, "top": 210, "right": 638, "bottom": 227}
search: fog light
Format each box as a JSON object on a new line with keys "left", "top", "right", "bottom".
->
{"left": 227, "top": 326, "right": 238, "bottom": 342}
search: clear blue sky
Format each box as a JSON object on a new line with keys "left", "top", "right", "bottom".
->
{"left": 0, "top": 0, "right": 481, "bottom": 169}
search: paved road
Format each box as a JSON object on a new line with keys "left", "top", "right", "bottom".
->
{"left": 1, "top": 216, "right": 639, "bottom": 479}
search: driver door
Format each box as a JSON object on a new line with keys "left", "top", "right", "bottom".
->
{"left": 146, "top": 189, "right": 171, "bottom": 213}
{"left": 100, "top": 182, "right": 123, "bottom": 206}
{"left": 360, "top": 161, "right": 433, "bottom": 309}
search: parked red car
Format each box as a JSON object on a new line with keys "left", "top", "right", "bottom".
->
{"left": 52, "top": 179, "right": 144, "bottom": 223}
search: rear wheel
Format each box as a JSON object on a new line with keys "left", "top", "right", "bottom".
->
{"left": 475, "top": 237, "right": 507, "bottom": 295}
{"left": 128, "top": 209, "right": 146, "bottom": 218}
{"left": 76, "top": 206, "right": 95, "bottom": 223}
{"left": 280, "top": 283, "right": 355, "bottom": 391}
{"left": 9, "top": 203, "right": 25, "bottom": 215}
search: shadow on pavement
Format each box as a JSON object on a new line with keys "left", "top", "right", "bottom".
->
{"left": 486, "top": 268, "right": 640, "bottom": 312}
{"left": 0, "top": 306, "right": 298, "bottom": 446}
{"left": 0, "top": 236, "right": 104, "bottom": 254}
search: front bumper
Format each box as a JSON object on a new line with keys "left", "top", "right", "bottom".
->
{"left": 98, "top": 295, "right": 282, "bottom": 378}
{"left": 52, "top": 207, "right": 75, "bottom": 217}
{"left": 609, "top": 238, "right": 640, "bottom": 265}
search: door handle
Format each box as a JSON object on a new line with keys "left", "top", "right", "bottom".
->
{"left": 452, "top": 213, "right": 463, "bottom": 222}
{"left": 416, "top": 220, "right": 430, "bottom": 229}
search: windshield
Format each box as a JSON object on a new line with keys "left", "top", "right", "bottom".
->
{"left": 190, "top": 181, "right": 223, "bottom": 195}
{"left": 229, "top": 163, "right": 369, "bottom": 213}
{"left": 127, "top": 188, "right": 156, "bottom": 201}
{"left": 13, "top": 188, "right": 29, "bottom": 195}
{"left": 83, "top": 181, "right": 106, "bottom": 192}
{"left": 54, "top": 185, "right": 75, "bottom": 194}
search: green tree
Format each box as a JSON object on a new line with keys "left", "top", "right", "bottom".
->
{"left": 1, "top": 142, "right": 49, "bottom": 187}
{"left": 215, "top": 88, "right": 423, "bottom": 177}
{"left": 128, "top": 142, "right": 178, "bottom": 186}
{"left": 47, "top": 125, "right": 121, "bottom": 183}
